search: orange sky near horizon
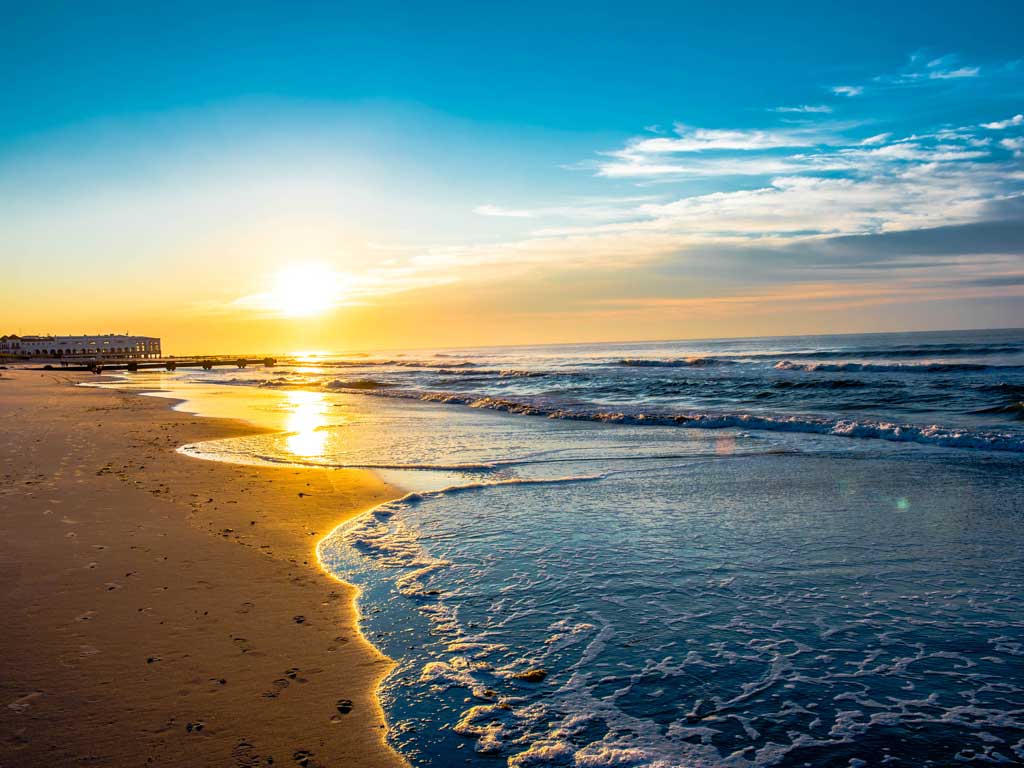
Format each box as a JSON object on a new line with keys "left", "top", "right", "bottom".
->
{"left": 3, "top": 263, "right": 1020, "bottom": 355}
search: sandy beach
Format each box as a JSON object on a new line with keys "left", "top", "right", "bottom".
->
{"left": 0, "top": 370, "right": 408, "bottom": 768}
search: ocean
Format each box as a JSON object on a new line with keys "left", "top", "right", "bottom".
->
{"left": 98, "top": 328, "right": 1024, "bottom": 766}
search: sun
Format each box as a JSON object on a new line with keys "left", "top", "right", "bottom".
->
{"left": 268, "top": 264, "right": 339, "bottom": 318}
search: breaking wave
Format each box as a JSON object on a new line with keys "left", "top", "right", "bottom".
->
{"left": 618, "top": 357, "right": 734, "bottom": 368}
{"left": 738, "top": 343, "right": 1023, "bottom": 360}
{"left": 317, "top": 386, "right": 1024, "bottom": 453}
{"left": 773, "top": 360, "right": 1018, "bottom": 374}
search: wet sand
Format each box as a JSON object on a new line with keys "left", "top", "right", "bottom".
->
{"left": 0, "top": 370, "right": 408, "bottom": 768}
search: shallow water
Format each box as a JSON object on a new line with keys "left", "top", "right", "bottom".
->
{"left": 96, "top": 328, "right": 1024, "bottom": 766}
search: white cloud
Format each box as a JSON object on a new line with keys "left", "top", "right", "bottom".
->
{"left": 594, "top": 121, "right": 990, "bottom": 180}
{"left": 1000, "top": 137, "right": 1024, "bottom": 156}
{"left": 597, "top": 154, "right": 846, "bottom": 179}
{"left": 982, "top": 114, "right": 1024, "bottom": 130}
{"left": 929, "top": 66, "right": 980, "bottom": 80}
{"left": 627, "top": 168, "right": 1002, "bottom": 238}
{"left": 618, "top": 123, "right": 827, "bottom": 153}
{"left": 875, "top": 54, "right": 982, "bottom": 86}
{"left": 473, "top": 204, "right": 533, "bottom": 218}
{"left": 595, "top": 122, "right": 846, "bottom": 178}
{"left": 772, "top": 105, "right": 833, "bottom": 114}
{"left": 832, "top": 85, "right": 864, "bottom": 97}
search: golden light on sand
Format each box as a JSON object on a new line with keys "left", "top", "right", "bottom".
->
{"left": 284, "top": 390, "right": 328, "bottom": 458}
{"left": 267, "top": 264, "right": 339, "bottom": 318}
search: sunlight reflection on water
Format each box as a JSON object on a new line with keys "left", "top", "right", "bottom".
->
{"left": 284, "top": 389, "right": 329, "bottom": 458}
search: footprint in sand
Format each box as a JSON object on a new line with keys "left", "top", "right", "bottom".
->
{"left": 335, "top": 698, "right": 353, "bottom": 715}
{"left": 230, "top": 740, "right": 263, "bottom": 767}
{"left": 261, "top": 678, "right": 290, "bottom": 699}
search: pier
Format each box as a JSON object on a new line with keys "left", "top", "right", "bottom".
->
{"left": 38, "top": 356, "right": 280, "bottom": 373}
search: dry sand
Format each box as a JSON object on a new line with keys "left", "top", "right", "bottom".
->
{"left": 0, "top": 370, "right": 409, "bottom": 768}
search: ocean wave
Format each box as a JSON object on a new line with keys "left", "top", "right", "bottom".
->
{"left": 773, "top": 360, "right": 1014, "bottom": 373}
{"left": 618, "top": 357, "right": 733, "bottom": 368}
{"left": 337, "top": 389, "right": 1024, "bottom": 453}
{"left": 770, "top": 378, "right": 869, "bottom": 390}
{"left": 973, "top": 382, "right": 1024, "bottom": 396}
{"left": 971, "top": 401, "right": 1024, "bottom": 419}
{"left": 324, "top": 378, "right": 392, "bottom": 389}
{"left": 498, "top": 369, "right": 550, "bottom": 378}
{"left": 178, "top": 443, "right": 512, "bottom": 472}
{"left": 398, "top": 360, "right": 477, "bottom": 368}
{"left": 737, "top": 343, "right": 1024, "bottom": 361}
{"left": 434, "top": 367, "right": 550, "bottom": 378}
{"left": 331, "top": 472, "right": 609, "bottom": 588}
{"left": 255, "top": 376, "right": 318, "bottom": 388}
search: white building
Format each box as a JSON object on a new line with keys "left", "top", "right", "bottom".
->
{"left": 0, "top": 334, "right": 162, "bottom": 359}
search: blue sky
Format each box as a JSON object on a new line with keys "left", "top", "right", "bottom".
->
{"left": 5, "top": 1, "right": 1023, "bottom": 138}
{"left": 2, "top": 1, "right": 1023, "bottom": 348}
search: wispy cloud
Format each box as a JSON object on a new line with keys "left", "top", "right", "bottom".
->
{"left": 832, "top": 53, "right": 987, "bottom": 99}
{"left": 474, "top": 204, "right": 533, "bottom": 217}
{"left": 771, "top": 105, "right": 833, "bottom": 114}
{"left": 1001, "top": 137, "right": 1024, "bottom": 156}
{"left": 472, "top": 196, "right": 662, "bottom": 221}
{"left": 593, "top": 119, "right": 992, "bottom": 180}
{"left": 875, "top": 54, "right": 983, "bottom": 88}
{"left": 614, "top": 122, "right": 830, "bottom": 153}
{"left": 926, "top": 66, "right": 980, "bottom": 80}
{"left": 595, "top": 122, "right": 845, "bottom": 178}
{"left": 982, "top": 114, "right": 1023, "bottom": 130}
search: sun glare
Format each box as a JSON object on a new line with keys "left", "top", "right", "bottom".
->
{"left": 268, "top": 264, "right": 339, "bottom": 318}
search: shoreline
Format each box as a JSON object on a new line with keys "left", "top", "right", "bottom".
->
{"left": 0, "top": 370, "right": 410, "bottom": 768}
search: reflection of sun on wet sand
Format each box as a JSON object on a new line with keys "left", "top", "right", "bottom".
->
{"left": 0, "top": 371, "right": 407, "bottom": 768}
